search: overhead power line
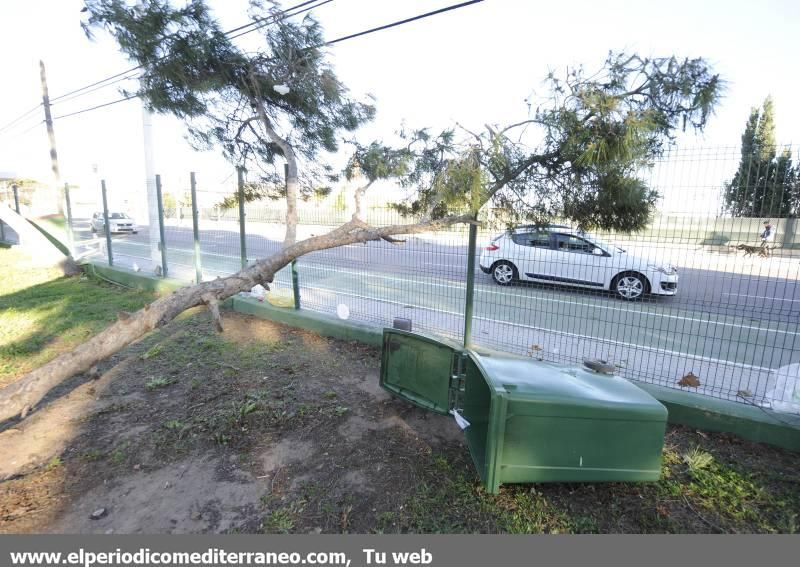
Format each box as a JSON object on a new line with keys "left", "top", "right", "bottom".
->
{"left": 51, "top": 70, "right": 141, "bottom": 106}
{"left": 227, "top": 0, "right": 333, "bottom": 41}
{"left": 326, "top": 0, "right": 484, "bottom": 46}
{"left": 49, "top": 68, "right": 141, "bottom": 106}
{"left": 51, "top": 95, "right": 138, "bottom": 121}
{"left": 227, "top": 0, "right": 324, "bottom": 38}
{"left": 0, "top": 104, "right": 43, "bottom": 135}
{"left": 17, "top": 120, "right": 45, "bottom": 136}
{"left": 48, "top": 0, "right": 328, "bottom": 106}
{"left": 48, "top": 0, "right": 485, "bottom": 122}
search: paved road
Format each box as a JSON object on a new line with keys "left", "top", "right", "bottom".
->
{"left": 71, "top": 218, "right": 800, "bottom": 408}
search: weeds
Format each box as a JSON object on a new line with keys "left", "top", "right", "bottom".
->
{"left": 164, "top": 420, "right": 184, "bottom": 430}
{"left": 83, "top": 450, "right": 103, "bottom": 462}
{"left": 146, "top": 376, "right": 176, "bottom": 391}
{"left": 683, "top": 447, "right": 714, "bottom": 475}
{"left": 264, "top": 508, "right": 296, "bottom": 534}
{"left": 141, "top": 344, "right": 164, "bottom": 360}
{"left": 44, "top": 456, "right": 62, "bottom": 471}
{"left": 110, "top": 445, "right": 128, "bottom": 466}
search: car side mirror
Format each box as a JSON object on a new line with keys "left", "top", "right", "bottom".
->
{"left": 592, "top": 247, "right": 604, "bottom": 256}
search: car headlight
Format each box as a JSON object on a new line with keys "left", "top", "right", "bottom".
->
{"left": 647, "top": 263, "right": 677, "bottom": 275}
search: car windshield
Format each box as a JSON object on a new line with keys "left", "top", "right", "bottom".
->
{"left": 109, "top": 213, "right": 130, "bottom": 219}
{"left": 582, "top": 233, "right": 625, "bottom": 253}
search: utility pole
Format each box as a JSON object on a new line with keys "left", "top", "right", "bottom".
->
{"left": 39, "top": 60, "right": 64, "bottom": 214}
{"left": 141, "top": 98, "right": 161, "bottom": 268}
{"left": 137, "top": 0, "right": 160, "bottom": 269}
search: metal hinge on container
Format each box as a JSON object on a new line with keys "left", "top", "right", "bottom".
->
{"left": 448, "top": 353, "right": 470, "bottom": 429}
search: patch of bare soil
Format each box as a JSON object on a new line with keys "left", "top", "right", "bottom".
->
{"left": 1, "top": 311, "right": 798, "bottom": 534}
{"left": 0, "top": 311, "right": 465, "bottom": 534}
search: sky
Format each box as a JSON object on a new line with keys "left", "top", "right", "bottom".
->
{"left": 0, "top": 0, "right": 798, "bottom": 214}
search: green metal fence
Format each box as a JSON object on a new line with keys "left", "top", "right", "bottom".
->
{"left": 62, "top": 145, "right": 800, "bottom": 414}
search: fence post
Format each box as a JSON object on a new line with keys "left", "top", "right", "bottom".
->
{"left": 64, "top": 182, "right": 75, "bottom": 256}
{"left": 155, "top": 174, "right": 168, "bottom": 278}
{"left": 237, "top": 167, "right": 247, "bottom": 269}
{"left": 463, "top": 222, "right": 478, "bottom": 348}
{"left": 101, "top": 180, "right": 113, "bottom": 267}
{"left": 190, "top": 172, "right": 202, "bottom": 283}
{"left": 286, "top": 164, "right": 301, "bottom": 309}
{"left": 291, "top": 260, "right": 301, "bottom": 309}
{"left": 12, "top": 184, "right": 20, "bottom": 214}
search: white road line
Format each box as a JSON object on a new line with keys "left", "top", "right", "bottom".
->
{"left": 300, "top": 263, "right": 799, "bottom": 337}
{"left": 110, "top": 239, "right": 279, "bottom": 262}
{"left": 300, "top": 284, "right": 774, "bottom": 372}
{"left": 97, "top": 241, "right": 796, "bottom": 338}
{"left": 723, "top": 292, "right": 800, "bottom": 303}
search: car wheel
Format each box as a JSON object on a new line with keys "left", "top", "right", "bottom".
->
{"left": 612, "top": 272, "right": 648, "bottom": 301}
{"left": 491, "top": 261, "right": 517, "bottom": 286}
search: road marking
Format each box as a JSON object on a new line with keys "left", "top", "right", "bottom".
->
{"left": 300, "top": 284, "right": 774, "bottom": 372}
{"left": 471, "top": 315, "right": 774, "bottom": 373}
{"left": 723, "top": 292, "right": 800, "bottom": 303}
{"left": 300, "top": 263, "right": 799, "bottom": 337}
{"left": 87, "top": 237, "right": 796, "bottom": 337}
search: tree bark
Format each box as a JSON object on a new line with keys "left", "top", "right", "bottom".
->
{"left": 283, "top": 156, "right": 299, "bottom": 247}
{"left": 353, "top": 180, "right": 373, "bottom": 221}
{"left": 249, "top": 93, "right": 299, "bottom": 248}
{"left": 0, "top": 215, "right": 473, "bottom": 423}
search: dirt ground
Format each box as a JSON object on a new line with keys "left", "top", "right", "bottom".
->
{"left": 1, "top": 310, "right": 799, "bottom": 534}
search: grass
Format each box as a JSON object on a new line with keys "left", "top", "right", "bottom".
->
{"left": 395, "top": 443, "right": 800, "bottom": 534}
{"left": 0, "top": 246, "right": 155, "bottom": 386}
{"left": 401, "top": 452, "right": 574, "bottom": 533}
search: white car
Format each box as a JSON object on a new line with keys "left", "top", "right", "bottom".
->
{"left": 91, "top": 212, "right": 138, "bottom": 234}
{"left": 479, "top": 226, "right": 678, "bottom": 300}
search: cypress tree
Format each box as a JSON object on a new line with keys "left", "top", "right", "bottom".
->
{"left": 724, "top": 97, "right": 796, "bottom": 217}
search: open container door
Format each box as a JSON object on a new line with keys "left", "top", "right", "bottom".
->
{"left": 379, "top": 329, "right": 501, "bottom": 490}
{"left": 379, "top": 329, "right": 461, "bottom": 415}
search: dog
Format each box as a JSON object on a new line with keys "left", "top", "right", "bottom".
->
{"left": 736, "top": 243, "right": 769, "bottom": 258}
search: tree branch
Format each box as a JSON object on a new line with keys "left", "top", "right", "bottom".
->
{"left": 247, "top": 69, "right": 299, "bottom": 247}
{"left": 0, "top": 214, "right": 473, "bottom": 424}
{"left": 352, "top": 179, "right": 374, "bottom": 220}
{"left": 499, "top": 118, "right": 544, "bottom": 136}
{"left": 201, "top": 292, "right": 224, "bottom": 332}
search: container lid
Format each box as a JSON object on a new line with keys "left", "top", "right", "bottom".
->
{"left": 470, "top": 350, "right": 667, "bottom": 418}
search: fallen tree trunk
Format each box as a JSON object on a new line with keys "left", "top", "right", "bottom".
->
{"left": 0, "top": 205, "right": 80, "bottom": 275}
{"left": 0, "top": 215, "right": 472, "bottom": 423}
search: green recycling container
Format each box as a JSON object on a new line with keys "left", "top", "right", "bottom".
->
{"left": 380, "top": 329, "right": 668, "bottom": 494}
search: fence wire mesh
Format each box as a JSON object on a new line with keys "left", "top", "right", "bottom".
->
{"left": 60, "top": 145, "right": 800, "bottom": 413}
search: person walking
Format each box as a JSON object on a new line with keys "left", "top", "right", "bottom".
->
{"left": 760, "top": 221, "right": 776, "bottom": 256}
